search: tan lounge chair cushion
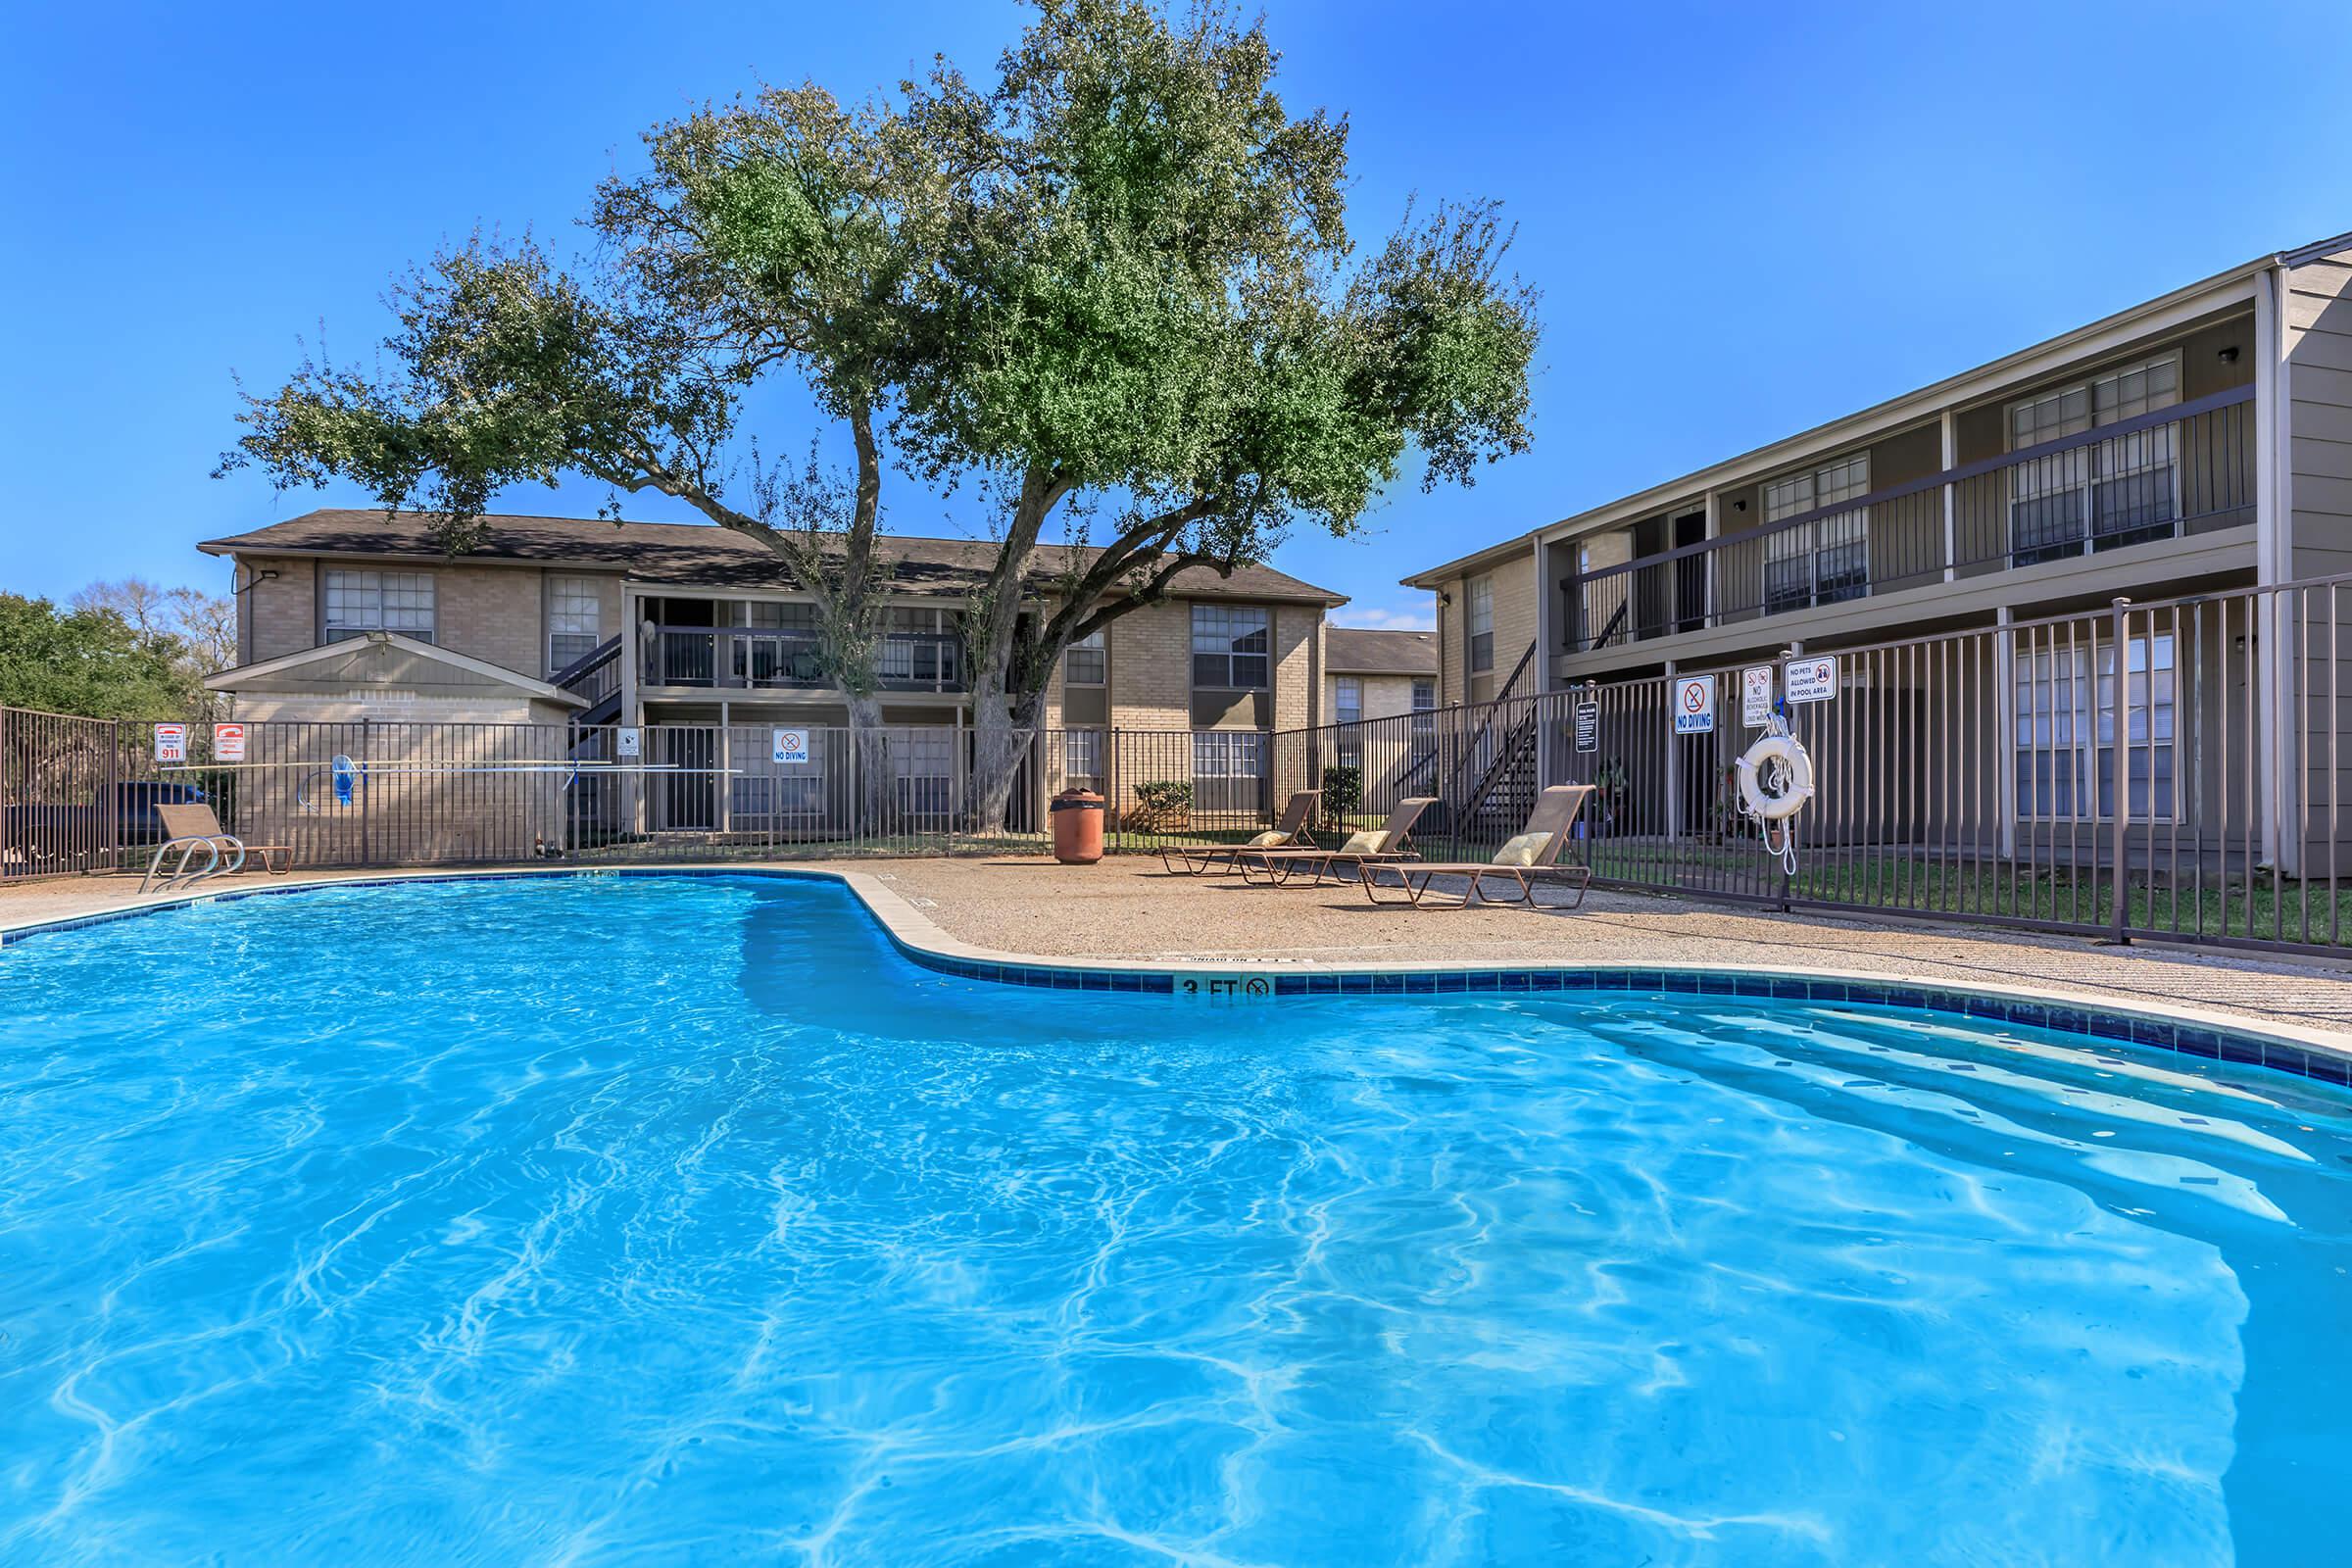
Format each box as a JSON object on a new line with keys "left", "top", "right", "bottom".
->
{"left": 1248, "top": 829, "right": 1291, "bottom": 847}
{"left": 1339, "top": 828, "right": 1386, "bottom": 855}
{"left": 1493, "top": 832, "right": 1550, "bottom": 867}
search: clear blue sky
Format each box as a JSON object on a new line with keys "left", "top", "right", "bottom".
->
{"left": 5, "top": 1, "right": 2347, "bottom": 630}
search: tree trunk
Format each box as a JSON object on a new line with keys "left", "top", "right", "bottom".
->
{"left": 967, "top": 670, "right": 1044, "bottom": 836}
{"left": 846, "top": 690, "right": 892, "bottom": 839}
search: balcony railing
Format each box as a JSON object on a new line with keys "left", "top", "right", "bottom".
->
{"left": 1567, "top": 384, "right": 2255, "bottom": 653}
{"left": 647, "top": 627, "right": 966, "bottom": 693}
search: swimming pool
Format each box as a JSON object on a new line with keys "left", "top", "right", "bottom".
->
{"left": 2, "top": 874, "right": 2347, "bottom": 1564}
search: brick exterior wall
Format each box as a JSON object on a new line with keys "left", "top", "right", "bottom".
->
{"left": 1041, "top": 598, "right": 1324, "bottom": 733}
{"left": 234, "top": 554, "right": 625, "bottom": 679}
{"left": 433, "top": 564, "right": 544, "bottom": 677}
{"left": 1430, "top": 544, "right": 1537, "bottom": 706}
{"left": 241, "top": 555, "right": 318, "bottom": 663}
{"left": 1328, "top": 671, "right": 1424, "bottom": 723}
{"left": 240, "top": 551, "right": 1326, "bottom": 727}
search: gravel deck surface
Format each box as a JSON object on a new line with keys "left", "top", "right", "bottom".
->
{"left": 10, "top": 857, "right": 2352, "bottom": 1040}
{"left": 867, "top": 857, "right": 2352, "bottom": 1036}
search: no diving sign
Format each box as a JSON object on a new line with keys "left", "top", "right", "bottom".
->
{"left": 1673, "top": 675, "right": 1715, "bottom": 735}
{"left": 772, "top": 728, "right": 810, "bottom": 765}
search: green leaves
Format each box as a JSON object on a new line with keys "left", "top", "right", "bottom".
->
{"left": 220, "top": 0, "right": 1541, "bottom": 738}
{"left": 0, "top": 595, "right": 196, "bottom": 720}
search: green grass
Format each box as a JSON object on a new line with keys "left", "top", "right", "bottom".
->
{"left": 1578, "top": 842, "right": 2352, "bottom": 947}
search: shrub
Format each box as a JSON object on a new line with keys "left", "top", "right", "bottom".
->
{"left": 1320, "top": 762, "right": 1363, "bottom": 824}
{"left": 1132, "top": 779, "right": 1193, "bottom": 827}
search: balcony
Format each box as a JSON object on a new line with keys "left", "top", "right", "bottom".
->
{"left": 1567, "top": 384, "right": 2254, "bottom": 654}
{"left": 647, "top": 627, "right": 967, "bottom": 694}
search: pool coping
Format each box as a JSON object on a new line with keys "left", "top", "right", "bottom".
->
{"left": 6, "top": 863, "right": 2351, "bottom": 1091}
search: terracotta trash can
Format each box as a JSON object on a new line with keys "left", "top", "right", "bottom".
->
{"left": 1051, "top": 788, "right": 1105, "bottom": 864}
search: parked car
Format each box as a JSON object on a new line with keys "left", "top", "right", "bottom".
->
{"left": 1, "top": 781, "right": 208, "bottom": 877}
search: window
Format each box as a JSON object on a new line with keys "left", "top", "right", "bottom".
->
{"left": 324, "top": 570, "right": 434, "bottom": 643}
{"left": 879, "top": 606, "right": 957, "bottom": 685}
{"left": 1192, "top": 730, "right": 1265, "bottom": 779}
{"left": 1335, "top": 675, "right": 1364, "bottom": 767}
{"left": 729, "top": 601, "right": 819, "bottom": 683}
{"left": 1468, "top": 574, "right": 1495, "bottom": 672}
{"left": 731, "top": 600, "right": 818, "bottom": 631}
{"left": 1063, "top": 729, "right": 1103, "bottom": 790}
{"left": 1762, "top": 455, "right": 1870, "bottom": 614}
{"left": 547, "top": 576, "right": 603, "bottom": 671}
{"left": 1192, "top": 605, "right": 1270, "bottom": 690}
{"left": 2013, "top": 630, "right": 2175, "bottom": 819}
{"left": 1410, "top": 678, "right": 1436, "bottom": 737}
{"left": 1065, "top": 629, "right": 1105, "bottom": 686}
{"left": 894, "top": 727, "right": 954, "bottom": 816}
{"left": 2007, "top": 354, "right": 2180, "bottom": 564}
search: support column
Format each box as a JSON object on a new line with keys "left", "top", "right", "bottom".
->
{"left": 1993, "top": 606, "right": 2016, "bottom": 858}
{"left": 620, "top": 584, "right": 646, "bottom": 839}
{"left": 1662, "top": 658, "right": 1680, "bottom": 845}
{"left": 2255, "top": 266, "right": 2296, "bottom": 873}
{"left": 718, "top": 699, "right": 732, "bottom": 835}
{"left": 1939, "top": 411, "right": 1958, "bottom": 583}
{"left": 1534, "top": 537, "right": 1558, "bottom": 790}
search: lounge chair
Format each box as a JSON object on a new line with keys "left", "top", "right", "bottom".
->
{"left": 1360, "top": 785, "right": 1595, "bottom": 909}
{"left": 139, "top": 802, "right": 293, "bottom": 895}
{"left": 1233, "top": 797, "right": 1435, "bottom": 888}
{"left": 1158, "top": 789, "right": 1320, "bottom": 875}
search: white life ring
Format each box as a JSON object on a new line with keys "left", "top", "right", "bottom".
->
{"left": 1737, "top": 734, "right": 1814, "bottom": 822}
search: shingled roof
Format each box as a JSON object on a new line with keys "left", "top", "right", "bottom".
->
{"left": 198, "top": 509, "right": 1348, "bottom": 607}
{"left": 1325, "top": 627, "right": 1438, "bottom": 676}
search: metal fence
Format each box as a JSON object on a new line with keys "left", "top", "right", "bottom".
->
{"left": 15, "top": 569, "right": 2352, "bottom": 958}
{"left": 2, "top": 708, "right": 122, "bottom": 880}
{"left": 51, "top": 719, "right": 1313, "bottom": 872}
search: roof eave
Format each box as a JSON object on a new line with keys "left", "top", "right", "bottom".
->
{"left": 1400, "top": 240, "right": 2307, "bottom": 581}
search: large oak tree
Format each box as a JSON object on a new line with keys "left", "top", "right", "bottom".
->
{"left": 225, "top": 0, "right": 1539, "bottom": 830}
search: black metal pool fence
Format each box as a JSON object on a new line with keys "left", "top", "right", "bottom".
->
{"left": 10, "top": 572, "right": 2352, "bottom": 956}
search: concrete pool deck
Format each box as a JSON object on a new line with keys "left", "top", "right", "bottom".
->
{"left": 9, "top": 856, "right": 2352, "bottom": 1053}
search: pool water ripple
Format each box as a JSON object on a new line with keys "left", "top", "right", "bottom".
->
{"left": 1, "top": 875, "right": 2348, "bottom": 1565}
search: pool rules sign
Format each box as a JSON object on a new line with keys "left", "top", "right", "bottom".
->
{"left": 1673, "top": 675, "right": 1715, "bottom": 734}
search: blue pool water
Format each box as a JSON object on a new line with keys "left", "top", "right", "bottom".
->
{"left": 2, "top": 876, "right": 2349, "bottom": 1565}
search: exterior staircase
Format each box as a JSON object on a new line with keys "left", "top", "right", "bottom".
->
{"left": 1426, "top": 642, "right": 1541, "bottom": 850}
{"left": 554, "top": 637, "right": 623, "bottom": 727}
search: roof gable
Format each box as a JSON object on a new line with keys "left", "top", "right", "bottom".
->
{"left": 1326, "top": 627, "right": 1438, "bottom": 675}
{"left": 206, "top": 632, "right": 586, "bottom": 707}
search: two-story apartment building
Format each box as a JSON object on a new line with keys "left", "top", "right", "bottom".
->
{"left": 1412, "top": 232, "right": 2351, "bottom": 702}
{"left": 196, "top": 509, "right": 1345, "bottom": 841}
{"left": 1403, "top": 233, "right": 2352, "bottom": 866}
{"left": 1323, "top": 628, "right": 1439, "bottom": 732}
